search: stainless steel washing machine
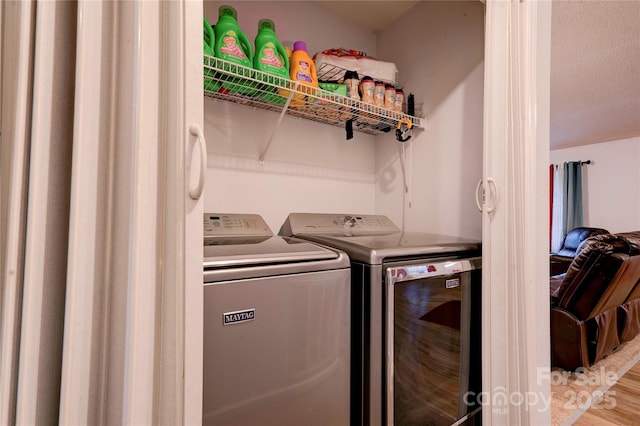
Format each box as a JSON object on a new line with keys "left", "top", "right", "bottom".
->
{"left": 280, "top": 213, "right": 482, "bottom": 426}
{"left": 203, "top": 213, "right": 350, "bottom": 426}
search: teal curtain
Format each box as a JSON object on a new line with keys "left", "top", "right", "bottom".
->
{"left": 562, "top": 161, "right": 583, "bottom": 235}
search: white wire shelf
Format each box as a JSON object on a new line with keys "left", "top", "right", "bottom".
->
{"left": 204, "top": 55, "right": 423, "bottom": 136}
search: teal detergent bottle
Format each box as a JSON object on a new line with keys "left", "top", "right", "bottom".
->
{"left": 214, "top": 5, "right": 254, "bottom": 95}
{"left": 203, "top": 17, "right": 220, "bottom": 92}
{"left": 253, "top": 19, "right": 290, "bottom": 104}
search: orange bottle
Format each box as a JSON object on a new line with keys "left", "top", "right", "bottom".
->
{"left": 289, "top": 41, "right": 318, "bottom": 105}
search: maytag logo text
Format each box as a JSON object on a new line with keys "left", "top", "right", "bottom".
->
{"left": 223, "top": 309, "right": 255, "bottom": 325}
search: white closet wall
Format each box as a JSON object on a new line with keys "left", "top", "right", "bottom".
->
{"left": 376, "top": 1, "right": 485, "bottom": 239}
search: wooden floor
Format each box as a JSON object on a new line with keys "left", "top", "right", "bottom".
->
{"left": 573, "top": 360, "right": 640, "bottom": 425}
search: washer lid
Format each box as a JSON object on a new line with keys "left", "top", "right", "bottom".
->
{"left": 280, "top": 212, "right": 479, "bottom": 265}
{"left": 203, "top": 213, "right": 339, "bottom": 269}
{"left": 294, "top": 232, "right": 480, "bottom": 265}
{"left": 203, "top": 236, "right": 339, "bottom": 269}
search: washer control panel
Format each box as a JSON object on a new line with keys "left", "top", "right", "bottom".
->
{"left": 281, "top": 213, "right": 400, "bottom": 235}
{"left": 204, "top": 214, "right": 273, "bottom": 237}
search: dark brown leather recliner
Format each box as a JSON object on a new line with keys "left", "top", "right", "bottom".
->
{"left": 550, "top": 227, "right": 610, "bottom": 276}
{"left": 615, "top": 231, "right": 640, "bottom": 345}
{"left": 550, "top": 233, "right": 640, "bottom": 370}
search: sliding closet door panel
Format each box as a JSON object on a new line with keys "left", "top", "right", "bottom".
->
{"left": 482, "top": 1, "right": 551, "bottom": 424}
{"left": 0, "top": 2, "right": 35, "bottom": 424}
{"left": 16, "top": 1, "right": 76, "bottom": 424}
{"left": 182, "top": 1, "right": 204, "bottom": 424}
{"left": 1, "top": 1, "right": 201, "bottom": 424}
{"left": 59, "top": 1, "right": 203, "bottom": 424}
{"left": 59, "top": 0, "right": 116, "bottom": 423}
{"left": 110, "top": 2, "right": 163, "bottom": 423}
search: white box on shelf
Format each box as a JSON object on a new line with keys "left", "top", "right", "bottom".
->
{"left": 314, "top": 52, "right": 398, "bottom": 85}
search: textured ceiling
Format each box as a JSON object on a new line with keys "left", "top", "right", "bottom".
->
{"left": 313, "top": 0, "right": 640, "bottom": 150}
{"left": 551, "top": 0, "right": 640, "bottom": 149}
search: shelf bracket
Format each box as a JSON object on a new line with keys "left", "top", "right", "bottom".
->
{"left": 259, "top": 81, "right": 300, "bottom": 164}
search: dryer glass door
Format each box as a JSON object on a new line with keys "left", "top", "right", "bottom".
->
{"left": 384, "top": 257, "right": 482, "bottom": 426}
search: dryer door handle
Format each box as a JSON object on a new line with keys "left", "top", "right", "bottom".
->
{"left": 386, "top": 257, "right": 481, "bottom": 283}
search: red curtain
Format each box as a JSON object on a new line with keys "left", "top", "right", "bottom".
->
{"left": 549, "top": 164, "right": 554, "bottom": 250}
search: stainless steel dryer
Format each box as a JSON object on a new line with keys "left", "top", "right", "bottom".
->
{"left": 203, "top": 213, "right": 350, "bottom": 426}
{"left": 280, "top": 213, "right": 482, "bottom": 426}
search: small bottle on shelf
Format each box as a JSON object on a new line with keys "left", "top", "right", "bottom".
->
{"left": 359, "top": 76, "right": 375, "bottom": 104}
{"left": 394, "top": 88, "right": 404, "bottom": 113}
{"left": 384, "top": 84, "right": 396, "bottom": 110}
{"left": 373, "top": 81, "right": 385, "bottom": 107}
{"left": 344, "top": 70, "right": 360, "bottom": 101}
